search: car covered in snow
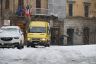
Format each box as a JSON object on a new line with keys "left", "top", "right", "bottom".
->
{"left": 0, "top": 26, "right": 24, "bottom": 49}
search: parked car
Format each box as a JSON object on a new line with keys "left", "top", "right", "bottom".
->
{"left": 0, "top": 26, "right": 24, "bottom": 49}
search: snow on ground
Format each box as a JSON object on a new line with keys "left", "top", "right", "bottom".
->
{"left": 0, "top": 45, "right": 96, "bottom": 64}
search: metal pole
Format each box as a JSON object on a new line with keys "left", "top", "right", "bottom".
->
{"left": 1, "top": 0, "right": 2, "bottom": 18}
{"left": 0, "top": 0, "right": 2, "bottom": 27}
{"left": 52, "top": 0, "right": 54, "bottom": 15}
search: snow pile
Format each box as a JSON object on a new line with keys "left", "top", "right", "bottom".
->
{"left": 0, "top": 45, "right": 96, "bottom": 64}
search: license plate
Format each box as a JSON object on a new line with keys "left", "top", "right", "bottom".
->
{"left": 34, "top": 43, "right": 38, "bottom": 44}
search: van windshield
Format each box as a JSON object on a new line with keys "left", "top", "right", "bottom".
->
{"left": 28, "top": 27, "right": 46, "bottom": 33}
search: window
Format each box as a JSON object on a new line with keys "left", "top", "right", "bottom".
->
{"left": 36, "top": 0, "right": 41, "bottom": 14}
{"left": 69, "top": 4, "right": 73, "bottom": 16}
{"left": 36, "top": 0, "right": 41, "bottom": 8}
{"left": 5, "top": 0, "right": 9, "bottom": 9}
{"left": 94, "top": 3, "right": 96, "bottom": 9}
{"left": 84, "top": 2, "right": 90, "bottom": 17}
{"left": 84, "top": 5, "right": 89, "bottom": 17}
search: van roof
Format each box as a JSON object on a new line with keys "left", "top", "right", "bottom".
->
{"left": 29, "top": 21, "right": 49, "bottom": 27}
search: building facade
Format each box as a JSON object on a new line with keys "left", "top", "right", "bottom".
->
{"left": 0, "top": 0, "right": 18, "bottom": 26}
{"left": 0, "top": 0, "right": 48, "bottom": 25}
{"left": 66, "top": 0, "right": 90, "bottom": 17}
{"left": 64, "top": 17, "right": 96, "bottom": 45}
{"left": 89, "top": 0, "right": 96, "bottom": 17}
{"left": 64, "top": 0, "right": 96, "bottom": 45}
{"left": 23, "top": 0, "right": 48, "bottom": 15}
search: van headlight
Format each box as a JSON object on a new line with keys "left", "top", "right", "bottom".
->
{"left": 41, "top": 38, "right": 46, "bottom": 41}
{"left": 27, "top": 38, "right": 31, "bottom": 41}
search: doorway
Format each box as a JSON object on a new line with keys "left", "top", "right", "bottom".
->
{"left": 83, "top": 27, "right": 89, "bottom": 44}
{"left": 67, "top": 29, "right": 74, "bottom": 45}
{"left": 51, "top": 27, "right": 60, "bottom": 45}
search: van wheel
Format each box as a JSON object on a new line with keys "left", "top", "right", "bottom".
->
{"left": 47, "top": 44, "right": 50, "bottom": 47}
{"left": 45, "top": 44, "right": 50, "bottom": 47}
{"left": 31, "top": 45, "right": 35, "bottom": 48}
{"left": 27, "top": 45, "right": 30, "bottom": 47}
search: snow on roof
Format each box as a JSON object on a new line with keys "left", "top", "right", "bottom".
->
{"left": 1, "top": 26, "right": 20, "bottom": 29}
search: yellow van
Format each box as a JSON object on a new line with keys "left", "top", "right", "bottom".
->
{"left": 26, "top": 21, "right": 50, "bottom": 47}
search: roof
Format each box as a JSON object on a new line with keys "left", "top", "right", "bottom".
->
{"left": 29, "top": 21, "right": 49, "bottom": 27}
{"left": 1, "top": 26, "right": 20, "bottom": 29}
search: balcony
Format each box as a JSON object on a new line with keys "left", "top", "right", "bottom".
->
{"left": 84, "top": 0, "right": 90, "bottom": 3}
{"left": 30, "top": 8, "right": 49, "bottom": 16}
{"left": 10, "top": 8, "right": 50, "bottom": 19}
{"left": 67, "top": 0, "right": 75, "bottom": 3}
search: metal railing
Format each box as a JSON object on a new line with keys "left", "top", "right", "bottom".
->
{"left": 30, "top": 8, "right": 49, "bottom": 16}
{"left": 9, "top": 8, "right": 51, "bottom": 18}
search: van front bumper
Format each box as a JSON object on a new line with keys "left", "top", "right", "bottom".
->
{"left": 27, "top": 41, "right": 48, "bottom": 46}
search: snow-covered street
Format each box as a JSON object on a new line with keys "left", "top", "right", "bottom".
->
{"left": 0, "top": 45, "right": 96, "bottom": 64}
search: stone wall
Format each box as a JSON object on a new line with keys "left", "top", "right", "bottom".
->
{"left": 64, "top": 17, "right": 96, "bottom": 45}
